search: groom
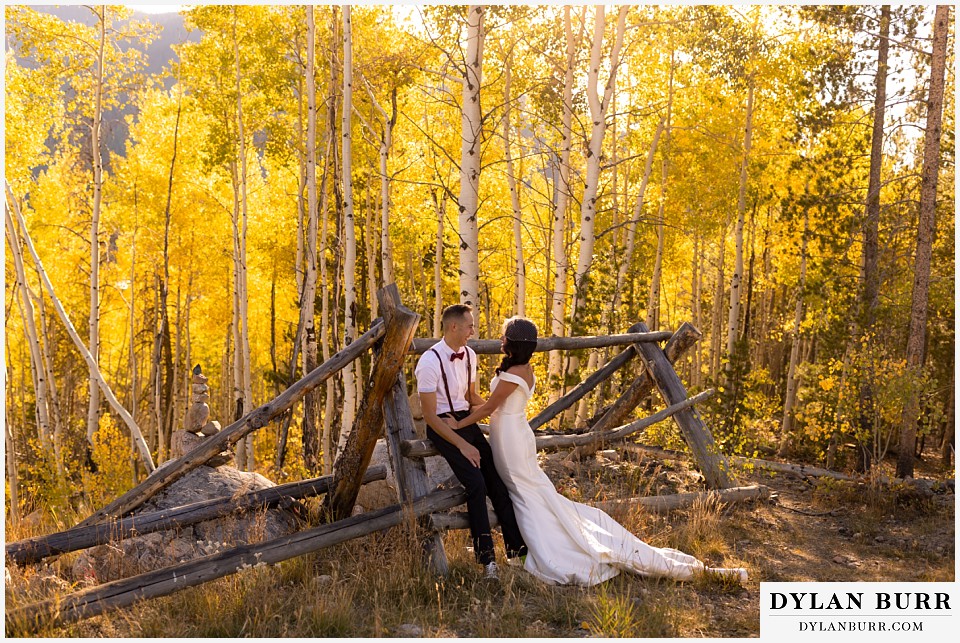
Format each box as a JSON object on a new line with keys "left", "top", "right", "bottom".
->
{"left": 415, "top": 304, "right": 527, "bottom": 580}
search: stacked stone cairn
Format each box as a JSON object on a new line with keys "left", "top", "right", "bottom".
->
{"left": 170, "top": 364, "right": 233, "bottom": 466}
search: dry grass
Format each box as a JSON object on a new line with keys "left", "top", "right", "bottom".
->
{"left": 5, "top": 449, "right": 953, "bottom": 638}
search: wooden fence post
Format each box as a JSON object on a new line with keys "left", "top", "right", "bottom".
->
{"left": 383, "top": 373, "right": 450, "bottom": 575}
{"left": 326, "top": 284, "right": 420, "bottom": 521}
{"left": 571, "top": 322, "right": 702, "bottom": 459}
{"left": 633, "top": 322, "right": 734, "bottom": 489}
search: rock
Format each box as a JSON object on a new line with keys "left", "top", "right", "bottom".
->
{"left": 200, "top": 420, "right": 222, "bottom": 437}
{"left": 354, "top": 439, "right": 399, "bottom": 511}
{"left": 425, "top": 454, "right": 456, "bottom": 488}
{"left": 184, "top": 401, "right": 210, "bottom": 433}
{"left": 832, "top": 555, "right": 847, "bottom": 565}
{"left": 74, "top": 466, "right": 298, "bottom": 583}
{"left": 407, "top": 391, "right": 426, "bottom": 439}
{"left": 598, "top": 449, "right": 620, "bottom": 462}
{"left": 22, "top": 510, "right": 43, "bottom": 532}
{"left": 874, "top": 535, "right": 886, "bottom": 543}
{"left": 396, "top": 624, "right": 424, "bottom": 637}
{"left": 170, "top": 429, "right": 232, "bottom": 465}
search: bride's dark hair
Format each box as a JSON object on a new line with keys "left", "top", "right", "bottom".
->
{"left": 496, "top": 317, "right": 538, "bottom": 375}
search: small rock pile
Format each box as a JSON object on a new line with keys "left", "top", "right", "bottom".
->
{"left": 170, "top": 364, "right": 232, "bottom": 466}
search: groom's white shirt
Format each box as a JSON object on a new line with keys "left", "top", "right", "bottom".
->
{"left": 414, "top": 338, "right": 477, "bottom": 415}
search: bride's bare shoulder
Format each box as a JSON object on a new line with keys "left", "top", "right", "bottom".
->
{"left": 505, "top": 364, "right": 534, "bottom": 388}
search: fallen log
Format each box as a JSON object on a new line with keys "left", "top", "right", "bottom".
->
{"left": 619, "top": 444, "right": 859, "bottom": 482}
{"left": 594, "top": 484, "right": 771, "bottom": 514}
{"left": 737, "top": 457, "right": 856, "bottom": 481}
{"left": 632, "top": 322, "right": 734, "bottom": 489}
{"left": 409, "top": 331, "right": 672, "bottom": 355}
{"left": 76, "top": 321, "right": 386, "bottom": 528}
{"left": 327, "top": 285, "right": 419, "bottom": 521}
{"left": 400, "top": 390, "right": 714, "bottom": 459}
{"left": 529, "top": 323, "right": 643, "bottom": 430}
{"left": 428, "top": 484, "right": 769, "bottom": 531}
{"left": 6, "top": 486, "right": 467, "bottom": 635}
{"left": 6, "top": 466, "right": 387, "bottom": 567}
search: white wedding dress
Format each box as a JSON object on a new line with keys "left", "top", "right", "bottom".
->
{"left": 488, "top": 371, "right": 748, "bottom": 586}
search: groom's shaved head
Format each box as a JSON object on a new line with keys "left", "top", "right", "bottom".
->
{"left": 441, "top": 304, "right": 473, "bottom": 330}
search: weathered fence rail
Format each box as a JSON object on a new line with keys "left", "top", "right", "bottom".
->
{"left": 6, "top": 466, "right": 387, "bottom": 567}
{"left": 409, "top": 331, "right": 672, "bottom": 355}
{"left": 7, "top": 486, "right": 467, "bottom": 636}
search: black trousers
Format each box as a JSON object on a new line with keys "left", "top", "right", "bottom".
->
{"left": 428, "top": 411, "right": 528, "bottom": 565}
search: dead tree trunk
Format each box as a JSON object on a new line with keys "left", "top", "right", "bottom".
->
{"left": 382, "top": 374, "right": 449, "bottom": 574}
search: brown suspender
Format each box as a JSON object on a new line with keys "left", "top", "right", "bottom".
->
{"left": 430, "top": 347, "right": 472, "bottom": 415}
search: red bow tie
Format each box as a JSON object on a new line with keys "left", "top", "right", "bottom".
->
{"left": 450, "top": 351, "right": 465, "bottom": 361}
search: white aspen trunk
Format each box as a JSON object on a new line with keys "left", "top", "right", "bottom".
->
{"left": 725, "top": 72, "right": 755, "bottom": 369}
{"left": 432, "top": 190, "right": 445, "bottom": 337}
{"left": 613, "top": 117, "right": 663, "bottom": 316}
{"left": 363, "top": 82, "right": 397, "bottom": 288}
{"left": 569, "top": 6, "right": 628, "bottom": 326}
{"left": 456, "top": 5, "right": 485, "bottom": 310}
{"left": 337, "top": 4, "right": 358, "bottom": 459}
{"left": 295, "top": 69, "right": 306, "bottom": 300}
{"left": 711, "top": 234, "right": 726, "bottom": 376}
{"left": 547, "top": 6, "right": 581, "bottom": 406}
{"left": 5, "top": 403, "right": 20, "bottom": 527}
{"left": 575, "top": 118, "right": 664, "bottom": 426}
{"left": 365, "top": 181, "right": 377, "bottom": 319}
{"left": 778, "top": 205, "right": 809, "bottom": 457}
{"left": 5, "top": 206, "right": 53, "bottom": 454}
{"left": 33, "top": 281, "right": 64, "bottom": 456}
{"left": 86, "top": 6, "right": 106, "bottom": 445}
{"left": 234, "top": 11, "right": 254, "bottom": 470}
{"left": 229, "top": 163, "right": 245, "bottom": 464}
{"left": 646, "top": 48, "right": 673, "bottom": 331}
{"left": 897, "top": 4, "right": 949, "bottom": 478}
{"left": 301, "top": 6, "right": 321, "bottom": 472}
{"left": 565, "top": 6, "right": 628, "bottom": 427}
{"left": 503, "top": 58, "right": 526, "bottom": 317}
{"left": 692, "top": 231, "right": 703, "bottom": 388}
{"left": 6, "top": 182, "right": 155, "bottom": 472}
{"left": 320, "top": 12, "right": 338, "bottom": 474}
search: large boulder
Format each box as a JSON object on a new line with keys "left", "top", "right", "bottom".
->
{"left": 72, "top": 466, "right": 299, "bottom": 583}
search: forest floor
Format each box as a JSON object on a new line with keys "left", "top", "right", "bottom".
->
{"left": 5, "top": 444, "right": 955, "bottom": 638}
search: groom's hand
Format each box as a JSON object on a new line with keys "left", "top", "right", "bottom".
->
{"left": 459, "top": 442, "right": 481, "bottom": 468}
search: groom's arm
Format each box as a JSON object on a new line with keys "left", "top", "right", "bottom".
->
{"left": 466, "top": 381, "right": 485, "bottom": 408}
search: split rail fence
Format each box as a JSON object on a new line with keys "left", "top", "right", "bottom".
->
{"left": 7, "top": 284, "right": 748, "bottom": 633}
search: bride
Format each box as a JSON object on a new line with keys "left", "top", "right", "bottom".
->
{"left": 454, "top": 316, "right": 747, "bottom": 587}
